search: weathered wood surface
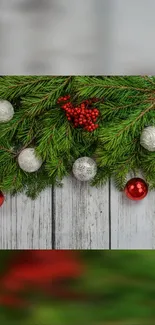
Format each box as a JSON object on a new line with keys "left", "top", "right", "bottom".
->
{"left": 0, "top": 189, "right": 52, "bottom": 249}
{"left": 111, "top": 181, "right": 155, "bottom": 249}
{"left": 1, "top": 176, "right": 155, "bottom": 249}
{"left": 54, "top": 177, "right": 109, "bottom": 249}
{"left": 0, "top": 177, "right": 109, "bottom": 249}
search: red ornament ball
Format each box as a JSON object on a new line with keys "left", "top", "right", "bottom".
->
{"left": 124, "top": 178, "right": 148, "bottom": 201}
{"left": 0, "top": 191, "right": 5, "bottom": 207}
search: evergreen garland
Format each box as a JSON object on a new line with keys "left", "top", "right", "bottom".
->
{"left": 0, "top": 76, "right": 155, "bottom": 198}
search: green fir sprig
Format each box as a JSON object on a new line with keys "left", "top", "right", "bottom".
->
{"left": 0, "top": 76, "right": 155, "bottom": 198}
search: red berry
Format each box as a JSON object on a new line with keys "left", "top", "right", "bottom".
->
{"left": 92, "top": 98, "right": 98, "bottom": 102}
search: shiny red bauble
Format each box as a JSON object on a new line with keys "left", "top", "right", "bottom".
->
{"left": 124, "top": 178, "right": 148, "bottom": 201}
{"left": 0, "top": 191, "right": 5, "bottom": 207}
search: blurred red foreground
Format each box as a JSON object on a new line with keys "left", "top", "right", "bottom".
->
{"left": 0, "top": 251, "right": 84, "bottom": 307}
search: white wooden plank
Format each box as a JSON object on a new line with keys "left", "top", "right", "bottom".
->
{"left": 54, "top": 176, "right": 109, "bottom": 249}
{"left": 111, "top": 180, "right": 155, "bottom": 249}
{"left": 0, "top": 188, "right": 52, "bottom": 249}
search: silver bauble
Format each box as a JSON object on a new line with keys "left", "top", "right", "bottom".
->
{"left": 0, "top": 100, "right": 14, "bottom": 122}
{"left": 18, "top": 148, "right": 43, "bottom": 173}
{"left": 140, "top": 126, "right": 155, "bottom": 151}
{"left": 72, "top": 157, "right": 97, "bottom": 181}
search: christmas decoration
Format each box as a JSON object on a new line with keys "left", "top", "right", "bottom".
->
{"left": 0, "top": 100, "right": 14, "bottom": 122}
{"left": 17, "top": 148, "right": 43, "bottom": 173}
{"left": 72, "top": 157, "right": 97, "bottom": 181}
{"left": 1, "top": 251, "right": 155, "bottom": 325}
{"left": 0, "top": 75, "right": 155, "bottom": 198}
{"left": 58, "top": 96, "right": 100, "bottom": 132}
{"left": 124, "top": 177, "right": 148, "bottom": 200}
{"left": 0, "top": 191, "right": 5, "bottom": 207}
{"left": 140, "top": 126, "right": 155, "bottom": 151}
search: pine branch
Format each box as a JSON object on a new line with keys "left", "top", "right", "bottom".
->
{"left": 0, "top": 76, "right": 155, "bottom": 197}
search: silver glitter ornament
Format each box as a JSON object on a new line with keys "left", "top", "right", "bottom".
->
{"left": 72, "top": 157, "right": 97, "bottom": 181}
{"left": 140, "top": 126, "right": 155, "bottom": 151}
{"left": 0, "top": 100, "right": 14, "bottom": 122}
{"left": 18, "top": 148, "right": 43, "bottom": 173}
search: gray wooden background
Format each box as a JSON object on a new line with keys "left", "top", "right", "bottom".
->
{"left": 0, "top": 0, "right": 155, "bottom": 75}
{"left": 1, "top": 176, "right": 155, "bottom": 249}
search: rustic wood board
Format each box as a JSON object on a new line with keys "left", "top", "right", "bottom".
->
{"left": 110, "top": 180, "right": 155, "bottom": 249}
{"left": 54, "top": 176, "right": 109, "bottom": 249}
{"left": 0, "top": 177, "right": 110, "bottom": 249}
{"left": 0, "top": 189, "right": 52, "bottom": 249}
{"left": 1, "top": 177, "right": 155, "bottom": 249}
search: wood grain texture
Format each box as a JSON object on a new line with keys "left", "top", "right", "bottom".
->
{"left": 0, "top": 188, "right": 52, "bottom": 249}
{"left": 54, "top": 176, "right": 109, "bottom": 249}
{"left": 1, "top": 177, "right": 155, "bottom": 249}
{"left": 110, "top": 180, "right": 155, "bottom": 249}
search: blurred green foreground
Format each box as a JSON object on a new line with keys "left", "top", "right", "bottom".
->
{"left": 1, "top": 251, "right": 155, "bottom": 325}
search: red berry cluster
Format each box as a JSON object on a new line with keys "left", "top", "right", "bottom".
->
{"left": 57, "top": 95, "right": 100, "bottom": 132}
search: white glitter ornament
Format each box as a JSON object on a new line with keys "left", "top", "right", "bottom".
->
{"left": 18, "top": 148, "right": 43, "bottom": 173}
{"left": 72, "top": 157, "right": 97, "bottom": 181}
{"left": 140, "top": 126, "right": 155, "bottom": 151}
{"left": 0, "top": 100, "right": 14, "bottom": 122}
